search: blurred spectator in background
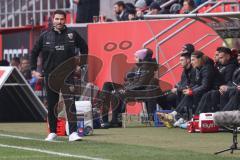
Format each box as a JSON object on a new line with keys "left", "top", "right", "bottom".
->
{"left": 0, "top": 60, "right": 10, "bottom": 66}
{"left": 20, "top": 56, "right": 32, "bottom": 81}
{"left": 155, "top": 0, "right": 168, "bottom": 4}
{"left": 74, "top": 0, "right": 100, "bottom": 23}
{"left": 148, "top": 2, "right": 161, "bottom": 15}
{"left": 135, "top": 0, "right": 148, "bottom": 19}
{"left": 128, "top": 9, "right": 137, "bottom": 20}
{"left": 114, "top": 1, "right": 129, "bottom": 21}
{"left": 194, "top": 0, "right": 208, "bottom": 6}
{"left": 169, "top": 3, "right": 182, "bottom": 14}
{"left": 180, "top": 0, "right": 196, "bottom": 14}
{"left": 10, "top": 57, "right": 20, "bottom": 69}
{"left": 125, "top": 2, "right": 137, "bottom": 20}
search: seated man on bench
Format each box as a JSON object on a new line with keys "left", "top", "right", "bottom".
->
{"left": 99, "top": 48, "right": 161, "bottom": 128}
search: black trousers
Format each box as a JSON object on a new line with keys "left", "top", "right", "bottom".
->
{"left": 101, "top": 82, "right": 123, "bottom": 123}
{"left": 144, "top": 93, "right": 176, "bottom": 120}
{"left": 221, "top": 89, "right": 240, "bottom": 111}
{"left": 175, "top": 92, "right": 203, "bottom": 120}
{"left": 100, "top": 82, "right": 160, "bottom": 123}
{"left": 195, "top": 90, "right": 220, "bottom": 114}
{"left": 45, "top": 75, "right": 77, "bottom": 134}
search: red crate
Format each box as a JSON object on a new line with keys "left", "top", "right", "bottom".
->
{"left": 47, "top": 118, "right": 66, "bottom": 136}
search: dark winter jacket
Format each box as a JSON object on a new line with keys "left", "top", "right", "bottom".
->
{"left": 176, "top": 66, "right": 196, "bottom": 91}
{"left": 213, "top": 58, "right": 238, "bottom": 88}
{"left": 31, "top": 26, "right": 88, "bottom": 74}
{"left": 123, "top": 58, "right": 158, "bottom": 91}
{"left": 191, "top": 65, "right": 214, "bottom": 95}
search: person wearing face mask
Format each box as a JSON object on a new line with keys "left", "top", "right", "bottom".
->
{"left": 31, "top": 10, "right": 88, "bottom": 142}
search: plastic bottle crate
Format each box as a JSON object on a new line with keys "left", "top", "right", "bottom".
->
{"left": 154, "top": 110, "right": 173, "bottom": 127}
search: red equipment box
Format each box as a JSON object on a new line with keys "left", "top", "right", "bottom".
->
{"left": 199, "top": 113, "right": 219, "bottom": 133}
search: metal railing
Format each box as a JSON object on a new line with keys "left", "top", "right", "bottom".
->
{"left": 160, "top": 34, "right": 218, "bottom": 67}
{"left": 0, "top": 0, "right": 73, "bottom": 28}
{"left": 158, "top": 34, "right": 220, "bottom": 78}
{"left": 142, "top": 0, "right": 240, "bottom": 83}
{"left": 154, "top": 3, "right": 239, "bottom": 66}
{"left": 142, "top": 0, "right": 215, "bottom": 48}
{"left": 142, "top": 0, "right": 239, "bottom": 48}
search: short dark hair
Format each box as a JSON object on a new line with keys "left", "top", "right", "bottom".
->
{"left": 53, "top": 10, "right": 66, "bottom": 18}
{"left": 115, "top": 1, "right": 126, "bottom": 8}
{"left": 186, "top": 0, "right": 195, "bottom": 8}
{"left": 191, "top": 51, "right": 204, "bottom": 59}
{"left": 216, "top": 47, "right": 232, "bottom": 55}
{"left": 180, "top": 52, "right": 191, "bottom": 59}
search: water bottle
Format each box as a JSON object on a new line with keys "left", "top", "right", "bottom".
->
{"left": 77, "top": 114, "right": 84, "bottom": 137}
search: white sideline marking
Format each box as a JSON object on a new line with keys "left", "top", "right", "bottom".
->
{"left": 0, "top": 133, "right": 62, "bottom": 143}
{"left": 0, "top": 143, "right": 109, "bottom": 160}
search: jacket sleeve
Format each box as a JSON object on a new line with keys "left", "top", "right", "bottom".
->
{"left": 74, "top": 31, "right": 88, "bottom": 55}
{"left": 124, "top": 63, "right": 156, "bottom": 91}
{"left": 225, "top": 64, "right": 237, "bottom": 86}
{"left": 30, "top": 34, "right": 44, "bottom": 71}
{"left": 192, "top": 66, "right": 213, "bottom": 95}
{"left": 176, "top": 71, "right": 187, "bottom": 91}
{"left": 74, "top": 31, "right": 88, "bottom": 65}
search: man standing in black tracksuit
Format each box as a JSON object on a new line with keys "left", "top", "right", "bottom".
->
{"left": 195, "top": 47, "right": 237, "bottom": 114}
{"left": 31, "top": 10, "right": 88, "bottom": 141}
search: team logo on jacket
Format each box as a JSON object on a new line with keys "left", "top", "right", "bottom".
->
{"left": 68, "top": 33, "right": 73, "bottom": 40}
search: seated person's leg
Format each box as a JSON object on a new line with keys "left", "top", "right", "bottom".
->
{"left": 145, "top": 99, "right": 157, "bottom": 121}
{"left": 110, "top": 93, "right": 124, "bottom": 127}
{"left": 101, "top": 82, "right": 123, "bottom": 124}
{"left": 195, "top": 90, "right": 220, "bottom": 115}
{"left": 195, "top": 92, "right": 209, "bottom": 115}
{"left": 222, "top": 90, "right": 240, "bottom": 111}
{"left": 165, "top": 93, "right": 178, "bottom": 109}
{"left": 175, "top": 95, "right": 192, "bottom": 119}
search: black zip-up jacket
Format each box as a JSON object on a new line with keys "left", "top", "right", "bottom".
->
{"left": 191, "top": 65, "right": 214, "bottom": 96}
{"left": 123, "top": 58, "right": 158, "bottom": 91}
{"left": 31, "top": 26, "right": 88, "bottom": 74}
{"left": 175, "top": 66, "right": 196, "bottom": 91}
{"left": 213, "top": 58, "right": 238, "bottom": 88}
{"left": 232, "top": 66, "right": 240, "bottom": 86}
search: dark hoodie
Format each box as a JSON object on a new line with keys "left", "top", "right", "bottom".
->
{"left": 123, "top": 54, "right": 158, "bottom": 91}
{"left": 213, "top": 58, "right": 238, "bottom": 88}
